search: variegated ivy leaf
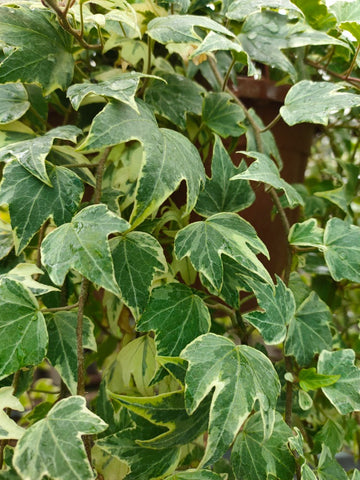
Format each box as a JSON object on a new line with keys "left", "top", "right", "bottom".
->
{"left": 79, "top": 100, "right": 205, "bottom": 227}
{"left": 0, "top": 161, "right": 84, "bottom": 254}
{"left": 0, "top": 6, "right": 74, "bottom": 95}
{"left": 0, "top": 219, "right": 13, "bottom": 260}
{"left": 0, "top": 84, "right": 30, "bottom": 124}
{"left": 285, "top": 288, "right": 332, "bottom": 366}
{"left": 323, "top": 218, "right": 360, "bottom": 283}
{"left": 3, "top": 264, "right": 59, "bottom": 296}
{"left": 280, "top": 81, "right": 360, "bottom": 126}
{"left": 105, "top": 336, "right": 157, "bottom": 396}
{"left": 231, "top": 412, "right": 295, "bottom": 480}
{"left": 0, "top": 277, "right": 47, "bottom": 380}
{"left": 96, "top": 420, "right": 180, "bottom": 480}
{"left": 330, "top": 0, "right": 360, "bottom": 40}
{"left": 225, "top": 0, "right": 301, "bottom": 20}
{"left": 46, "top": 312, "right": 97, "bottom": 395}
{"left": 0, "top": 387, "right": 25, "bottom": 440}
{"left": 110, "top": 390, "right": 210, "bottom": 449}
{"left": 244, "top": 276, "right": 295, "bottom": 345}
{"left": 0, "top": 125, "right": 82, "bottom": 185}
{"left": 318, "top": 349, "right": 360, "bottom": 415}
{"left": 110, "top": 232, "right": 167, "bottom": 316}
{"left": 239, "top": 11, "right": 346, "bottom": 81}
{"left": 67, "top": 73, "right": 154, "bottom": 112}
{"left": 144, "top": 72, "right": 205, "bottom": 129}
{"left": 147, "top": 15, "right": 234, "bottom": 44}
{"left": 317, "top": 445, "right": 348, "bottom": 480}
{"left": 232, "top": 151, "right": 304, "bottom": 208}
{"left": 174, "top": 212, "right": 272, "bottom": 292}
{"left": 137, "top": 283, "right": 211, "bottom": 356}
{"left": 289, "top": 218, "right": 324, "bottom": 248}
{"left": 181, "top": 333, "right": 281, "bottom": 467}
{"left": 202, "top": 93, "right": 246, "bottom": 139}
{"left": 41, "top": 204, "right": 130, "bottom": 295}
{"left": 13, "top": 396, "right": 108, "bottom": 480}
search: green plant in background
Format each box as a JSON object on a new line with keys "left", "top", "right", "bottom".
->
{"left": 0, "top": 0, "right": 360, "bottom": 479}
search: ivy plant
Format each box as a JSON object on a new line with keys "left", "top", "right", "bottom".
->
{"left": 0, "top": 0, "right": 360, "bottom": 479}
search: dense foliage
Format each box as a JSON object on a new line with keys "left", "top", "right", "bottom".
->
{"left": 0, "top": 0, "right": 360, "bottom": 479}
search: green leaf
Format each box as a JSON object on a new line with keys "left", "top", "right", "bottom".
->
{"left": 105, "top": 336, "right": 157, "bottom": 396}
{"left": 0, "top": 125, "right": 82, "bottom": 185}
{"left": 79, "top": 100, "right": 205, "bottom": 227}
{"left": 111, "top": 232, "right": 167, "bottom": 315}
{"left": 292, "top": 0, "right": 337, "bottom": 31}
{"left": 181, "top": 333, "right": 280, "bottom": 466}
{"left": 0, "top": 277, "right": 47, "bottom": 380}
{"left": 41, "top": 204, "right": 129, "bottom": 295}
{"left": 226, "top": 0, "right": 301, "bottom": 20}
{"left": 13, "top": 396, "right": 108, "bottom": 480}
{"left": 0, "top": 161, "right": 84, "bottom": 254}
{"left": 298, "top": 390, "right": 313, "bottom": 410}
{"left": 147, "top": 15, "right": 234, "bottom": 44}
{"left": 144, "top": 72, "right": 205, "bottom": 129}
{"left": 0, "top": 84, "right": 30, "bottom": 124}
{"left": 46, "top": 312, "right": 97, "bottom": 395}
{"left": 315, "top": 186, "right": 350, "bottom": 216}
{"left": 289, "top": 218, "right": 324, "bottom": 248}
{"left": 285, "top": 291, "right": 332, "bottom": 366}
{"left": 239, "top": 11, "right": 346, "bottom": 81}
{"left": 323, "top": 218, "right": 360, "bottom": 283}
{"left": 0, "top": 6, "right": 74, "bottom": 95}
{"left": 317, "top": 445, "right": 347, "bottom": 480}
{"left": 67, "top": 74, "right": 149, "bottom": 112}
{"left": 49, "top": 146, "right": 96, "bottom": 187}
{"left": 299, "top": 368, "right": 340, "bottom": 392}
{"left": 280, "top": 81, "right": 360, "bottom": 126}
{"left": 0, "top": 387, "right": 25, "bottom": 440}
{"left": 314, "top": 419, "right": 344, "bottom": 456}
{"left": 165, "top": 471, "right": 223, "bottom": 480}
{"left": 3, "top": 263, "right": 59, "bottom": 296}
{"left": 137, "top": 283, "right": 211, "bottom": 356}
{"left": 318, "top": 349, "right": 360, "bottom": 415}
{"left": 174, "top": 212, "right": 272, "bottom": 292}
{"left": 244, "top": 276, "right": 295, "bottom": 345}
{"left": 202, "top": 93, "right": 246, "bottom": 138}
{"left": 96, "top": 423, "right": 180, "bottom": 480}
{"left": 330, "top": 1, "right": 360, "bottom": 40}
{"left": 110, "top": 390, "right": 210, "bottom": 448}
{"left": 231, "top": 412, "right": 295, "bottom": 480}
{"left": 232, "top": 152, "right": 304, "bottom": 208}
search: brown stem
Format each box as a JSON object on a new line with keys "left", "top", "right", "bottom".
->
{"left": 345, "top": 43, "right": 360, "bottom": 79}
{"left": 305, "top": 59, "right": 360, "bottom": 89}
{"left": 42, "top": 302, "right": 79, "bottom": 313}
{"left": 94, "top": 148, "right": 110, "bottom": 204}
{"left": 0, "top": 371, "right": 21, "bottom": 469}
{"left": 36, "top": 220, "right": 50, "bottom": 272}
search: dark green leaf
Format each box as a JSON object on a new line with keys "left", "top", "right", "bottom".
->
{"left": 0, "top": 161, "right": 84, "bottom": 254}
{"left": 13, "top": 396, "right": 108, "bottom": 480}
{"left": 145, "top": 72, "right": 205, "bottom": 129}
{"left": 285, "top": 291, "right": 332, "bottom": 366}
{"left": 316, "top": 445, "right": 347, "bottom": 480}
{"left": 137, "top": 283, "right": 210, "bottom": 356}
{"left": 0, "top": 84, "right": 30, "bottom": 124}
{"left": 80, "top": 100, "right": 205, "bottom": 227}
{"left": 41, "top": 204, "right": 129, "bottom": 295}
{"left": 181, "top": 333, "right": 280, "bottom": 466}
{"left": 231, "top": 412, "right": 295, "bottom": 480}
{"left": 0, "top": 6, "right": 74, "bottom": 94}
{"left": 0, "top": 277, "right": 47, "bottom": 380}
{"left": 195, "top": 136, "right": 254, "bottom": 216}
{"left": 318, "top": 349, "right": 360, "bottom": 414}
{"left": 175, "top": 213, "right": 272, "bottom": 292}
{"left": 0, "top": 125, "right": 82, "bottom": 185}
{"left": 46, "top": 312, "right": 97, "bottom": 395}
{"left": 314, "top": 419, "right": 344, "bottom": 456}
{"left": 281, "top": 81, "right": 360, "bottom": 126}
{"left": 111, "top": 232, "right": 167, "bottom": 315}
{"left": 202, "top": 93, "right": 246, "bottom": 138}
